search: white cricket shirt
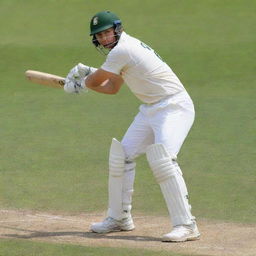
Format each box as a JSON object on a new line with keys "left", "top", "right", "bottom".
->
{"left": 101, "top": 32, "right": 186, "bottom": 104}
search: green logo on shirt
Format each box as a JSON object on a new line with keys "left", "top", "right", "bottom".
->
{"left": 140, "top": 42, "right": 163, "bottom": 61}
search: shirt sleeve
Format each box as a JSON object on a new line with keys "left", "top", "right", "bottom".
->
{"left": 101, "top": 46, "right": 130, "bottom": 75}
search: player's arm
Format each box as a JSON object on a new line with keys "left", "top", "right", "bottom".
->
{"left": 85, "top": 69, "right": 123, "bottom": 94}
{"left": 64, "top": 63, "right": 123, "bottom": 94}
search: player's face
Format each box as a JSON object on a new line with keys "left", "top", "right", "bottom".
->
{"left": 95, "top": 28, "right": 116, "bottom": 49}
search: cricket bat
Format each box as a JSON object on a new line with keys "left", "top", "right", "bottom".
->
{"left": 25, "top": 70, "right": 65, "bottom": 88}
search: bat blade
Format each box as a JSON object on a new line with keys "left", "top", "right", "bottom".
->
{"left": 25, "top": 70, "right": 65, "bottom": 88}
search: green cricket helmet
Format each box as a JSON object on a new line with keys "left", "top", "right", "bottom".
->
{"left": 90, "top": 11, "right": 122, "bottom": 48}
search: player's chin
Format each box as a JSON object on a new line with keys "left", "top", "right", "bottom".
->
{"left": 103, "top": 45, "right": 112, "bottom": 49}
{"left": 103, "top": 42, "right": 115, "bottom": 49}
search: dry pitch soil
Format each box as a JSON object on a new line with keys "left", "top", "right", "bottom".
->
{"left": 0, "top": 209, "right": 255, "bottom": 256}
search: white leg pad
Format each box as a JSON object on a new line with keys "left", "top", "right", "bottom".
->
{"left": 146, "top": 143, "right": 194, "bottom": 226}
{"left": 107, "top": 138, "right": 125, "bottom": 220}
{"left": 122, "top": 161, "right": 136, "bottom": 217}
{"left": 174, "top": 162, "right": 193, "bottom": 212}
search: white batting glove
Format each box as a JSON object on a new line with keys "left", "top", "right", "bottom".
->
{"left": 64, "top": 63, "right": 90, "bottom": 94}
{"left": 64, "top": 63, "right": 97, "bottom": 94}
{"left": 64, "top": 77, "right": 86, "bottom": 94}
{"left": 67, "top": 63, "right": 92, "bottom": 81}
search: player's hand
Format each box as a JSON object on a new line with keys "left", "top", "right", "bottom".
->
{"left": 67, "top": 63, "right": 92, "bottom": 81}
{"left": 64, "top": 77, "right": 87, "bottom": 94}
{"left": 64, "top": 63, "right": 91, "bottom": 94}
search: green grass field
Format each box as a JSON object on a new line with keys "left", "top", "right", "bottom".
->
{"left": 0, "top": 239, "right": 189, "bottom": 256}
{"left": 0, "top": 0, "right": 255, "bottom": 255}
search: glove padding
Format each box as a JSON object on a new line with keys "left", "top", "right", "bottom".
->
{"left": 64, "top": 63, "right": 92, "bottom": 94}
{"left": 64, "top": 77, "right": 86, "bottom": 94}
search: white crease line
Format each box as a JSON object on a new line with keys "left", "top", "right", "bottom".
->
{"left": 0, "top": 215, "right": 87, "bottom": 223}
{"left": 35, "top": 214, "right": 86, "bottom": 222}
{"left": 0, "top": 220, "right": 33, "bottom": 223}
{"left": 0, "top": 210, "right": 103, "bottom": 218}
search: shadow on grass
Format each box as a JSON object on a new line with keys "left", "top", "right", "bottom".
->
{"left": 1, "top": 225, "right": 161, "bottom": 242}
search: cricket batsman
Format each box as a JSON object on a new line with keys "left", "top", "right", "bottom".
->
{"left": 64, "top": 10, "right": 200, "bottom": 242}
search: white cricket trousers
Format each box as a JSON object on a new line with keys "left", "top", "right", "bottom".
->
{"left": 122, "top": 91, "right": 195, "bottom": 158}
{"left": 120, "top": 90, "right": 195, "bottom": 218}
